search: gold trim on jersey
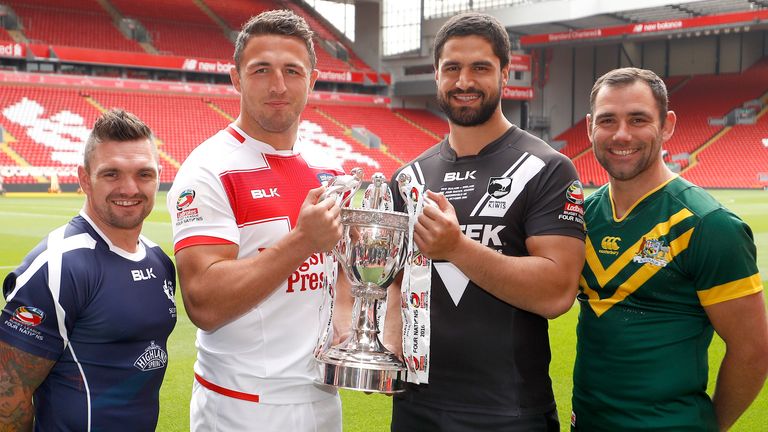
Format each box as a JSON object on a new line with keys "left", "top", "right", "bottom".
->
{"left": 581, "top": 208, "right": 695, "bottom": 317}
{"left": 609, "top": 176, "right": 678, "bottom": 223}
{"left": 697, "top": 273, "right": 764, "bottom": 306}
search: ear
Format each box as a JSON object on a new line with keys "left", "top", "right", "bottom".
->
{"left": 585, "top": 114, "right": 594, "bottom": 143}
{"left": 230, "top": 67, "right": 241, "bottom": 93}
{"left": 78, "top": 165, "right": 91, "bottom": 195}
{"left": 661, "top": 111, "right": 676, "bottom": 142}
{"left": 501, "top": 61, "right": 510, "bottom": 86}
{"left": 309, "top": 68, "right": 319, "bottom": 92}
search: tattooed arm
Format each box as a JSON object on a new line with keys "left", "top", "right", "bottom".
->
{"left": 0, "top": 340, "right": 55, "bottom": 431}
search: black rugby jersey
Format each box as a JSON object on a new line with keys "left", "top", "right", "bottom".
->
{"left": 391, "top": 126, "right": 585, "bottom": 415}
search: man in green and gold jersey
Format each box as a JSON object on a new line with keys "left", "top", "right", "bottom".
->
{"left": 571, "top": 67, "right": 768, "bottom": 431}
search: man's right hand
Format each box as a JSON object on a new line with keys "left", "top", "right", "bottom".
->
{"left": 294, "top": 186, "right": 343, "bottom": 253}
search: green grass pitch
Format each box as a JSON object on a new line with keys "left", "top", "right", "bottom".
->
{"left": 1, "top": 189, "right": 766, "bottom": 431}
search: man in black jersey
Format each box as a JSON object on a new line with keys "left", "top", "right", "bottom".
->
{"left": 387, "top": 12, "right": 586, "bottom": 432}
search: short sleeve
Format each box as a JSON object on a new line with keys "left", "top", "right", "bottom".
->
{"left": 167, "top": 165, "right": 239, "bottom": 254}
{"left": 524, "top": 154, "right": 586, "bottom": 240}
{"left": 688, "top": 209, "right": 763, "bottom": 306}
{"left": 0, "top": 262, "right": 70, "bottom": 360}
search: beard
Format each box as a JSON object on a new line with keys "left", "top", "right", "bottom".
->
{"left": 100, "top": 193, "right": 152, "bottom": 230}
{"left": 437, "top": 85, "right": 501, "bottom": 127}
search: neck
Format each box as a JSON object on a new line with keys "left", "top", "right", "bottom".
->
{"left": 235, "top": 117, "right": 298, "bottom": 151}
{"left": 447, "top": 110, "right": 513, "bottom": 157}
{"left": 83, "top": 207, "right": 142, "bottom": 253}
{"left": 609, "top": 162, "right": 675, "bottom": 219}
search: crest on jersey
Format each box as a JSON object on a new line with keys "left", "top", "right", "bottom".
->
{"left": 487, "top": 177, "right": 512, "bottom": 198}
{"left": 12, "top": 306, "right": 45, "bottom": 327}
{"left": 633, "top": 237, "right": 670, "bottom": 267}
{"left": 176, "top": 189, "right": 195, "bottom": 211}
{"left": 317, "top": 172, "right": 335, "bottom": 185}
{"left": 134, "top": 341, "right": 168, "bottom": 372}
{"left": 163, "top": 279, "right": 176, "bottom": 305}
{"left": 566, "top": 180, "right": 584, "bottom": 205}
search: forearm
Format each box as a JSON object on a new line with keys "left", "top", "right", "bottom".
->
{"left": 712, "top": 349, "right": 768, "bottom": 430}
{"left": 447, "top": 235, "right": 580, "bottom": 318}
{"left": 0, "top": 342, "right": 53, "bottom": 431}
{"left": 181, "top": 231, "right": 316, "bottom": 330}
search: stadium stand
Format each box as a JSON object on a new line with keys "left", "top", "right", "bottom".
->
{"left": 0, "top": 28, "right": 15, "bottom": 42}
{"left": 0, "top": 85, "right": 101, "bottom": 182}
{"left": 317, "top": 105, "right": 439, "bottom": 164}
{"left": 557, "top": 58, "right": 768, "bottom": 187}
{"left": 202, "top": 0, "right": 282, "bottom": 30}
{"left": 394, "top": 108, "right": 449, "bottom": 139}
{"left": 684, "top": 110, "right": 768, "bottom": 188}
{"left": 109, "top": 0, "right": 233, "bottom": 58}
{"left": 6, "top": 0, "right": 143, "bottom": 51}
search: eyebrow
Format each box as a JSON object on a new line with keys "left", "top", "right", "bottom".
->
{"left": 246, "top": 61, "right": 306, "bottom": 71}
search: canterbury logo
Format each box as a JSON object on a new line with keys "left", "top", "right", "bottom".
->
{"left": 600, "top": 236, "right": 621, "bottom": 251}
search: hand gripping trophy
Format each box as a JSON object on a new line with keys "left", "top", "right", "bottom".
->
{"left": 315, "top": 169, "right": 431, "bottom": 394}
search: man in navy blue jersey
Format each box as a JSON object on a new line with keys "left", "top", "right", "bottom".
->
{"left": 0, "top": 109, "right": 176, "bottom": 431}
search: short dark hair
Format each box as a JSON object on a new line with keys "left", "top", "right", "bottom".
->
{"left": 590, "top": 67, "right": 669, "bottom": 123}
{"left": 83, "top": 109, "right": 155, "bottom": 172}
{"left": 233, "top": 9, "right": 316, "bottom": 72}
{"left": 433, "top": 12, "right": 510, "bottom": 69}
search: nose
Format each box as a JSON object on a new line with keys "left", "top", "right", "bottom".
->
{"left": 118, "top": 175, "right": 141, "bottom": 196}
{"left": 455, "top": 67, "right": 474, "bottom": 91}
{"left": 613, "top": 121, "right": 632, "bottom": 142}
{"left": 270, "top": 70, "right": 287, "bottom": 94}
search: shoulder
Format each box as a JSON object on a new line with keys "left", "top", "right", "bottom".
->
{"left": 665, "top": 177, "right": 723, "bottom": 219}
{"left": 393, "top": 141, "right": 442, "bottom": 179}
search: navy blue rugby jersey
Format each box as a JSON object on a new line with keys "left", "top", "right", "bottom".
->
{"left": 391, "top": 126, "right": 585, "bottom": 415}
{"left": 1, "top": 213, "right": 177, "bottom": 432}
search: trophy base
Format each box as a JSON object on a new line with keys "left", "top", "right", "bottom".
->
{"left": 318, "top": 350, "right": 406, "bottom": 394}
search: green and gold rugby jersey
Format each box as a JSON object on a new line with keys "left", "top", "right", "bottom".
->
{"left": 572, "top": 176, "right": 763, "bottom": 432}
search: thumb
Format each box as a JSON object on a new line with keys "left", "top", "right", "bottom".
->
{"left": 305, "top": 186, "right": 326, "bottom": 205}
{"left": 426, "top": 190, "right": 450, "bottom": 211}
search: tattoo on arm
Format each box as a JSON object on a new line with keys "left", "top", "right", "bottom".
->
{"left": 0, "top": 340, "right": 55, "bottom": 431}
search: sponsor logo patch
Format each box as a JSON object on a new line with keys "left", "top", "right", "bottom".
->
{"left": 176, "top": 189, "right": 195, "bottom": 211}
{"left": 317, "top": 172, "right": 335, "bottom": 185}
{"left": 134, "top": 341, "right": 168, "bottom": 371}
{"left": 11, "top": 306, "right": 45, "bottom": 327}
{"left": 599, "top": 236, "right": 621, "bottom": 255}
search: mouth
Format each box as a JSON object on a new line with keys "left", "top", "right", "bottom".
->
{"left": 111, "top": 198, "right": 143, "bottom": 207}
{"left": 609, "top": 148, "right": 639, "bottom": 157}
{"left": 450, "top": 92, "right": 482, "bottom": 104}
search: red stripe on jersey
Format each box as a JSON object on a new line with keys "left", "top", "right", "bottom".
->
{"left": 226, "top": 126, "right": 245, "bottom": 143}
{"left": 174, "top": 236, "right": 235, "bottom": 254}
{"left": 195, "top": 373, "right": 260, "bottom": 403}
{"left": 220, "top": 154, "right": 342, "bottom": 228}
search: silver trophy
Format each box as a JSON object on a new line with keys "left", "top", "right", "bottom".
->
{"left": 316, "top": 171, "right": 410, "bottom": 393}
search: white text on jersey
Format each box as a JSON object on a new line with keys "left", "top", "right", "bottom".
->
{"left": 460, "top": 224, "right": 505, "bottom": 246}
{"left": 132, "top": 268, "right": 156, "bottom": 281}
{"left": 444, "top": 171, "right": 476, "bottom": 182}
{"left": 251, "top": 188, "right": 280, "bottom": 199}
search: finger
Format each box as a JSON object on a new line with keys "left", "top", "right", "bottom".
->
{"left": 306, "top": 186, "right": 326, "bottom": 204}
{"left": 426, "top": 190, "right": 450, "bottom": 211}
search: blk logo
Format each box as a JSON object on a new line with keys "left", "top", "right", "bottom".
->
{"left": 444, "top": 171, "right": 476, "bottom": 182}
{"left": 251, "top": 188, "right": 280, "bottom": 199}
{"left": 132, "top": 268, "right": 156, "bottom": 281}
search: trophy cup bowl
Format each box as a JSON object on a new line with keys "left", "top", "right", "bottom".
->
{"left": 317, "top": 207, "right": 410, "bottom": 394}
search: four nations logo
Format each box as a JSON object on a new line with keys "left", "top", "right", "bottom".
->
{"left": 176, "top": 189, "right": 195, "bottom": 211}
{"left": 12, "top": 306, "right": 45, "bottom": 326}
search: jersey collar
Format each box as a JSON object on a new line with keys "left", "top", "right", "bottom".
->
{"left": 439, "top": 126, "right": 519, "bottom": 161}
{"left": 226, "top": 124, "right": 297, "bottom": 156}
{"left": 79, "top": 210, "right": 148, "bottom": 262}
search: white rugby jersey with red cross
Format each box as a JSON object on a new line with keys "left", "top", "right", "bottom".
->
{"left": 168, "top": 124, "right": 344, "bottom": 404}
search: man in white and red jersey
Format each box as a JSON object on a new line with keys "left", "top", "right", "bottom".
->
{"left": 167, "top": 10, "right": 349, "bottom": 432}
